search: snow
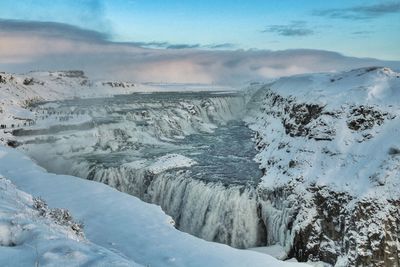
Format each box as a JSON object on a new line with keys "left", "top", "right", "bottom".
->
{"left": 0, "top": 176, "right": 138, "bottom": 267}
{"left": 248, "top": 244, "right": 288, "bottom": 260}
{"left": 0, "top": 145, "right": 308, "bottom": 267}
{"left": 122, "top": 160, "right": 148, "bottom": 169}
{"left": 241, "top": 67, "right": 400, "bottom": 264}
{"left": 148, "top": 154, "right": 197, "bottom": 174}
{"left": 123, "top": 154, "right": 198, "bottom": 175}
{"left": 246, "top": 66, "right": 400, "bottom": 198}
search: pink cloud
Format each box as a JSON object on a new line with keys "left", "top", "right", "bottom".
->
{"left": 1, "top": 21, "right": 399, "bottom": 85}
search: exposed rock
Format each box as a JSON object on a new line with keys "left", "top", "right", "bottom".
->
{"left": 245, "top": 70, "right": 400, "bottom": 266}
{"left": 23, "top": 77, "right": 34, "bottom": 85}
{"left": 347, "top": 106, "right": 388, "bottom": 131}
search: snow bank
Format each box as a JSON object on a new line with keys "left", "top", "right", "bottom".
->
{"left": 0, "top": 176, "right": 139, "bottom": 267}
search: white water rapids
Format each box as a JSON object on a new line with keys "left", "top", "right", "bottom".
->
{"left": 14, "top": 91, "right": 296, "bottom": 250}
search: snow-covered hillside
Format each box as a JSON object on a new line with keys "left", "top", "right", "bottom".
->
{"left": 0, "top": 175, "right": 137, "bottom": 267}
{"left": 245, "top": 66, "right": 400, "bottom": 266}
{"left": 247, "top": 66, "right": 400, "bottom": 193}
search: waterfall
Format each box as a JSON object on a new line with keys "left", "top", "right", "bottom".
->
{"left": 15, "top": 92, "right": 296, "bottom": 252}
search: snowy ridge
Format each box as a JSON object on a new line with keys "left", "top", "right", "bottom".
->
{"left": 245, "top": 66, "right": 400, "bottom": 265}
{"left": 247, "top": 66, "right": 400, "bottom": 195}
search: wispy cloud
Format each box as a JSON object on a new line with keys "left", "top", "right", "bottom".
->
{"left": 1, "top": 20, "right": 399, "bottom": 85}
{"left": 262, "top": 21, "right": 314, "bottom": 37}
{"left": 166, "top": 43, "right": 201, "bottom": 49}
{"left": 313, "top": 1, "right": 400, "bottom": 20}
{"left": 0, "top": 0, "right": 111, "bottom": 33}
{"left": 130, "top": 41, "right": 235, "bottom": 50}
{"left": 351, "top": 30, "right": 373, "bottom": 35}
{"left": 0, "top": 19, "right": 110, "bottom": 42}
{"left": 206, "top": 43, "right": 236, "bottom": 49}
{"left": 0, "top": 20, "right": 232, "bottom": 51}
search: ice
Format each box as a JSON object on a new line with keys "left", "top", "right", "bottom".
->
{"left": 148, "top": 154, "right": 197, "bottom": 174}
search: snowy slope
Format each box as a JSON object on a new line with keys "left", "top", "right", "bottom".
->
{"left": 0, "top": 176, "right": 139, "bottom": 267}
{"left": 248, "top": 67, "right": 400, "bottom": 195}
{"left": 245, "top": 66, "right": 400, "bottom": 266}
{"left": 0, "top": 145, "right": 307, "bottom": 267}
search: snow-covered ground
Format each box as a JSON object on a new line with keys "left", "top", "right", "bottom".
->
{"left": 0, "top": 175, "right": 137, "bottom": 267}
{"left": 0, "top": 145, "right": 307, "bottom": 267}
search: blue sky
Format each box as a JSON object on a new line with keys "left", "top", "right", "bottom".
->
{"left": 0, "top": 0, "right": 399, "bottom": 60}
{"left": 1, "top": 1, "right": 400, "bottom": 84}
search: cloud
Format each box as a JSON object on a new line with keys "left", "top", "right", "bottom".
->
{"left": 127, "top": 41, "right": 169, "bottom": 48}
{"left": 206, "top": 43, "right": 236, "bottom": 49}
{"left": 313, "top": 1, "right": 400, "bottom": 20}
{"left": 0, "top": 20, "right": 230, "bottom": 51}
{"left": 0, "top": 0, "right": 111, "bottom": 33}
{"left": 351, "top": 31, "right": 373, "bottom": 35}
{"left": 1, "top": 20, "right": 399, "bottom": 85}
{"left": 166, "top": 43, "right": 201, "bottom": 49}
{"left": 129, "top": 41, "right": 235, "bottom": 50}
{"left": 0, "top": 19, "right": 110, "bottom": 42}
{"left": 262, "top": 21, "right": 314, "bottom": 37}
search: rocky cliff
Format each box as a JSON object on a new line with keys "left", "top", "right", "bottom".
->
{"left": 246, "top": 67, "right": 400, "bottom": 266}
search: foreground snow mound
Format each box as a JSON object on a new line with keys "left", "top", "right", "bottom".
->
{"left": 245, "top": 67, "right": 400, "bottom": 266}
{"left": 0, "top": 176, "right": 139, "bottom": 267}
{"left": 0, "top": 145, "right": 307, "bottom": 267}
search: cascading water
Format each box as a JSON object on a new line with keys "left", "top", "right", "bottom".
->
{"left": 14, "top": 91, "right": 296, "bottom": 251}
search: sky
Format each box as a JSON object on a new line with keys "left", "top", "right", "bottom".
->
{"left": 0, "top": 0, "right": 399, "bottom": 84}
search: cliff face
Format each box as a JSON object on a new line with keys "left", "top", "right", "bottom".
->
{"left": 246, "top": 67, "right": 400, "bottom": 266}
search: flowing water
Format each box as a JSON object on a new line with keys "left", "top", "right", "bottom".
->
{"left": 15, "top": 91, "right": 287, "bottom": 249}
